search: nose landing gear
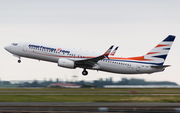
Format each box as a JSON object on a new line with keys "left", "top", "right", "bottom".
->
{"left": 82, "top": 69, "right": 88, "bottom": 76}
{"left": 18, "top": 58, "right": 21, "bottom": 63}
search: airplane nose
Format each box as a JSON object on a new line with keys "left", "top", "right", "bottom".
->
{"left": 4, "top": 45, "right": 11, "bottom": 51}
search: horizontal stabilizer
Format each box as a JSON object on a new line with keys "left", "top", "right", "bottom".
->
{"left": 151, "top": 65, "right": 171, "bottom": 69}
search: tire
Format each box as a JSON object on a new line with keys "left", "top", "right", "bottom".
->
{"left": 82, "top": 70, "right": 88, "bottom": 76}
{"left": 18, "top": 60, "right": 21, "bottom": 63}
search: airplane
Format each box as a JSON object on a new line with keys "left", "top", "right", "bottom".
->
{"left": 4, "top": 35, "right": 175, "bottom": 76}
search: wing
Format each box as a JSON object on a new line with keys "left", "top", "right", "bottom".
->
{"left": 75, "top": 45, "right": 114, "bottom": 68}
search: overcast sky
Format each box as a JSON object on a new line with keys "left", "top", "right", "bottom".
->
{"left": 0, "top": 0, "right": 180, "bottom": 84}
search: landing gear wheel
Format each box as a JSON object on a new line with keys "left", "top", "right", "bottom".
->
{"left": 18, "top": 59, "right": 21, "bottom": 63}
{"left": 82, "top": 69, "right": 88, "bottom": 76}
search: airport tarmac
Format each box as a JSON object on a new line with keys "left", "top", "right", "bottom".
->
{"left": 0, "top": 102, "right": 179, "bottom": 106}
{"left": 0, "top": 102, "right": 179, "bottom": 113}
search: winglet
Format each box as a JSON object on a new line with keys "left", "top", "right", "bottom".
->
{"left": 110, "top": 46, "right": 119, "bottom": 56}
{"left": 103, "top": 45, "right": 114, "bottom": 57}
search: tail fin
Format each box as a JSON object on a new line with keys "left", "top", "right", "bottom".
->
{"left": 144, "top": 35, "right": 175, "bottom": 65}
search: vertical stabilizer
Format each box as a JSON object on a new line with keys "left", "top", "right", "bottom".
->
{"left": 144, "top": 35, "right": 175, "bottom": 65}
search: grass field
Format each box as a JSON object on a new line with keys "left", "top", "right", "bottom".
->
{"left": 0, "top": 88, "right": 180, "bottom": 102}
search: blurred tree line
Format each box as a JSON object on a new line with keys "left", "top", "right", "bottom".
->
{"left": 17, "top": 77, "right": 178, "bottom": 88}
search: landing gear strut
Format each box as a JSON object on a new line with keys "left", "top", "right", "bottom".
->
{"left": 82, "top": 69, "right": 88, "bottom": 76}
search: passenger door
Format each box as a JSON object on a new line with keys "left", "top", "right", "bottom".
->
{"left": 136, "top": 64, "right": 141, "bottom": 73}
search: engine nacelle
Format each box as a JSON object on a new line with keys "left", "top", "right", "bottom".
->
{"left": 58, "top": 59, "right": 75, "bottom": 69}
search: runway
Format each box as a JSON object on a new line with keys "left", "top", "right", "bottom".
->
{"left": 0, "top": 102, "right": 180, "bottom": 106}
{"left": 0, "top": 102, "right": 179, "bottom": 113}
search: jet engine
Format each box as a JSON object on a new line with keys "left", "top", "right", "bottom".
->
{"left": 58, "top": 58, "right": 75, "bottom": 69}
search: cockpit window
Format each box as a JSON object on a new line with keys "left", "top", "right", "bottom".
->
{"left": 11, "top": 43, "right": 18, "bottom": 46}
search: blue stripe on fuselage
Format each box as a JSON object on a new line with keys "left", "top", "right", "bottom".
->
{"left": 102, "top": 59, "right": 163, "bottom": 65}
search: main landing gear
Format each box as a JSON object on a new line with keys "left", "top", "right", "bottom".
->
{"left": 82, "top": 69, "right": 88, "bottom": 76}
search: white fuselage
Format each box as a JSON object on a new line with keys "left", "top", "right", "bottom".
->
{"left": 4, "top": 42, "right": 164, "bottom": 75}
